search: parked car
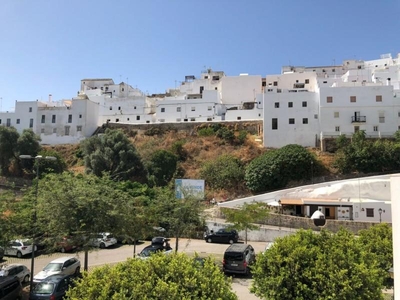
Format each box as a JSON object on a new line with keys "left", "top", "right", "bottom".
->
{"left": 33, "top": 257, "right": 80, "bottom": 283}
{"left": 29, "top": 274, "right": 75, "bottom": 300}
{"left": 0, "top": 247, "right": 4, "bottom": 261}
{"left": 55, "top": 237, "right": 79, "bottom": 253}
{"left": 138, "top": 237, "right": 173, "bottom": 260}
{"left": 0, "top": 264, "right": 30, "bottom": 284}
{"left": 223, "top": 244, "right": 256, "bottom": 275}
{"left": 0, "top": 276, "right": 22, "bottom": 300}
{"left": 90, "top": 233, "right": 117, "bottom": 249}
{"left": 4, "top": 239, "right": 37, "bottom": 258}
{"left": 204, "top": 228, "right": 239, "bottom": 244}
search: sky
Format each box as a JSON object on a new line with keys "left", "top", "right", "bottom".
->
{"left": 1, "top": 0, "right": 400, "bottom": 111}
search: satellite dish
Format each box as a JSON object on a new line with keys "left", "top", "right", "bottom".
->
{"left": 311, "top": 210, "right": 326, "bottom": 227}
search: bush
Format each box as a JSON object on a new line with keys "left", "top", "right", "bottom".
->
{"left": 197, "top": 127, "right": 215, "bottom": 137}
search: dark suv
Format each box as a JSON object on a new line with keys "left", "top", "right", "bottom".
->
{"left": 223, "top": 244, "right": 256, "bottom": 275}
{"left": 0, "top": 276, "right": 22, "bottom": 300}
{"left": 204, "top": 228, "right": 239, "bottom": 244}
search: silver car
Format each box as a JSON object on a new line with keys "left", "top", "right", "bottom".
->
{"left": 33, "top": 256, "right": 80, "bottom": 283}
{"left": 0, "top": 264, "right": 30, "bottom": 283}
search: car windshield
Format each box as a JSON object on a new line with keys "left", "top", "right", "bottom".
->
{"left": 33, "top": 282, "right": 55, "bottom": 294}
{"left": 224, "top": 253, "right": 244, "bottom": 260}
{"left": 44, "top": 263, "right": 63, "bottom": 271}
{"left": 22, "top": 240, "right": 32, "bottom": 246}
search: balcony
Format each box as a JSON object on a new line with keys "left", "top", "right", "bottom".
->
{"left": 351, "top": 116, "right": 366, "bottom": 123}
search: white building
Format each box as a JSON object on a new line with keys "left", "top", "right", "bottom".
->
{"left": 263, "top": 53, "right": 400, "bottom": 149}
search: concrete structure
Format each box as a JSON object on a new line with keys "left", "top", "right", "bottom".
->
{"left": 218, "top": 174, "right": 395, "bottom": 224}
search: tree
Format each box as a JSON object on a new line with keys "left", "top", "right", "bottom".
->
{"left": 0, "top": 191, "right": 19, "bottom": 245}
{"left": 66, "top": 253, "right": 237, "bottom": 300}
{"left": 148, "top": 187, "right": 205, "bottom": 251}
{"left": 80, "top": 128, "right": 146, "bottom": 181}
{"left": 251, "top": 229, "right": 384, "bottom": 300}
{"left": 245, "top": 145, "right": 317, "bottom": 193}
{"left": 200, "top": 154, "right": 244, "bottom": 190}
{"left": 357, "top": 223, "right": 393, "bottom": 288}
{"left": 221, "top": 202, "right": 269, "bottom": 244}
{"left": 0, "top": 126, "right": 19, "bottom": 175}
{"left": 146, "top": 149, "right": 178, "bottom": 186}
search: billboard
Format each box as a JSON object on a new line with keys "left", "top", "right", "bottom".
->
{"left": 175, "top": 179, "right": 205, "bottom": 200}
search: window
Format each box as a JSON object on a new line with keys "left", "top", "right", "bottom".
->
{"left": 335, "top": 126, "right": 340, "bottom": 132}
{"left": 29, "top": 107, "right": 32, "bottom": 112}
{"left": 109, "top": 106, "right": 112, "bottom": 110}
{"left": 118, "top": 106, "right": 121, "bottom": 110}
{"left": 190, "top": 118, "right": 195, "bottom": 121}
{"left": 127, "top": 118, "right": 130, "bottom": 121}
{"left": 136, "top": 116, "right": 140, "bottom": 120}
{"left": 177, "top": 107, "right": 181, "bottom": 112}
{"left": 191, "top": 107, "right": 195, "bottom": 111}
{"left": 53, "top": 128, "right": 57, "bottom": 133}
{"left": 305, "top": 79, "right": 309, "bottom": 84}
{"left": 161, "top": 108, "right": 165, "bottom": 113}
{"left": 289, "top": 118, "right": 295, "bottom": 124}
{"left": 29, "top": 119, "right": 33, "bottom": 128}
{"left": 262, "top": 82, "right": 266, "bottom": 87}
{"left": 379, "top": 117, "right": 385, "bottom": 123}
{"left": 334, "top": 112, "right": 339, "bottom": 118}
{"left": 176, "top": 118, "right": 181, "bottom": 122}
{"left": 373, "top": 126, "right": 378, "bottom": 132}
{"left": 0, "top": 119, "right": 2, "bottom": 124}
{"left": 272, "top": 118, "right": 278, "bottom": 130}
{"left": 303, "top": 118, "right": 308, "bottom": 124}
{"left": 79, "top": 114, "right": 82, "bottom": 118}
{"left": 332, "top": 69, "right": 335, "bottom": 72}
{"left": 376, "top": 95, "right": 382, "bottom": 102}
{"left": 215, "top": 87, "right": 218, "bottom": 90}
{"left": 122, "top": 88, "right": 125, "bottom": 91}
{"left": 6, "top": 119, "right": 11, "bottom": 127}
{"left": 327, "top": 96, "right": 333, "bottom": 103}
{"left": 350, "top": 96, "right": 356, "bottom": 103}
{"left": 237, "top": 117, "right": 242, "bottom": 120}
{"left": 115, "top": 118, "right": 119, "bottom": 122}
{"left": 77, "top": 126, "right": 82, "bottom": 132}
{"left": 68, "top": 115, "right": 72, "bottom": 123}
{"left": 302, "top": 101, "right": 307, "bottom": 107}
{"left": 274, "top": 102, "right": 279, "bottom": 108}
{"left": 288, "top": 102, "right": 293, "bottom": 108}
{"left": 16, "top": 119, "right": 20, "bottom": 124}
{"left": 52, "top": 115, "right": 56, "bottom": 123}
{"left": 314, "top": 114, "right": 318, "bottom": 119}
{"left": 207, "top": 117, "right": 212, "bottom": 121}
{"left": 41, "top": 115, "right": 45, "bottom": 123}
{"left": 41, "top": 128, "right": 45, "bottom": 133}
{"left": 398, "top": 112, "right": 400, "bottom": 117}
{"left": 273, "top": 81, "right": 278, "bottom": 86}
{"left": 134, "top": 106, "right": 136, "bottom": 109}
{"left": 366, "top": 208, "right": 374, "bottom": 218}
{"left": 208, "top": 106, "right": 212, "bottom": 111}
{"left": 65, "top": 126, "right": 70, "bottom": 136}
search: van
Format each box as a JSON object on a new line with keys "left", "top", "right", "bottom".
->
{"left": 223, "top": 244, "right": 256, "bottom": 275}
{"left": 0, "top": 276, "right": 22, "bottom": 300}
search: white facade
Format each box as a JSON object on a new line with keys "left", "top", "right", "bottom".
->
{"left": 2, "top": 53, "right": 400, "bottom": 146}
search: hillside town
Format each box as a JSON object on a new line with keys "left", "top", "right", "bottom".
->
{"left": 1, "top": 53, "right": 400, "bottom": 149}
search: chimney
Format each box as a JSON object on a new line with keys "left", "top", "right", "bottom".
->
{"left": 49, "top": 94, "right": 52, "bottom": 102}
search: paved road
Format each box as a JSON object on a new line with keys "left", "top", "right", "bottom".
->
{"left": 1, "top": 238, "right": 264, "bottom": 300}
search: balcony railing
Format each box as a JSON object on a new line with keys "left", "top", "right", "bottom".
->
{"left": 351, "top": 116, "right": 366, "bottom": 123}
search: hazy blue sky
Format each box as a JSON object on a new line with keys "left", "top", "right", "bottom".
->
{"left": 1, "top": 0, "right": 399, "bottom": 111}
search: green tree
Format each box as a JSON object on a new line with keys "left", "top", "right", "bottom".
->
{"left": 221, "top": 202, "right": 269, "bottom": 244}
{"left": 80, "top": 128, "right": 146, "bottom": 181}
{"left": 251, "top": 229, "right": 384, "bottom": 300}
{"left": 146, "top": 150, "right": 178, "bottom": 186}
{"left": 0, "top": 126, "right": 19, "bottom": 175}
{"left": 0, "top": 191, "right": 18, "bottom": 246}
{"left": 357, "top": 223, "right": 393, "bottom": 288}
{"left": 200, "top": 154, "right": 244, "bottom": 190}
{"left": 66, "top": 253, "right": 237, "bottom": 300}
{"left": 245, "top": 145, "right": 317, "bottom": 193}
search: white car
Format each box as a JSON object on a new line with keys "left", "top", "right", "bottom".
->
{"left": 4, "top": 239, "right": 37, "bottom": 258}
{"left": 0, "top": 264, "right": 30, "bottom": 283}
{"left": 33, "top": 256, "right": 80, "bottom": 283}
{"left": 91, "top": 233, "right": 117, "bottom": 249}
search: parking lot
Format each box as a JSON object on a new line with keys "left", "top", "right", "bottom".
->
{"left": 1, "top": 238, "right": 265, "bottom": 299}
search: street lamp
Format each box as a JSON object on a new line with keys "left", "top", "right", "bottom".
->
{"left": 19, "top": 155, "right": 56, "bottom": 292}
{"left": 379, "top": 208, "right": 383, "bottom": 223}
{"left": 311, "top": 161, "right": 314, "bottom": 184}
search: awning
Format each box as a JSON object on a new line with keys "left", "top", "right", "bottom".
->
{"left": 280, "top": 198, "right": 304, "bottom": 205}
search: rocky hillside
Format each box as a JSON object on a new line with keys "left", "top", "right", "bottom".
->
{"left": 45, "top": 130, "right": 338, "bottom": 201}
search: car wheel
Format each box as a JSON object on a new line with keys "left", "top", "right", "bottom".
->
{"left": 74, "top": 267, "right": 80, "bottom": 275}
{"left": 207, "top": 238, "right": 212, "bottom": 243}
{"left": 23, "top": 275, "right": 30, "bottom": 283}
{"left": 100, "top": 243, "right": 106, "bottom": 249}
{"left": 229, "top": 239, "right": 234, "bottom": 244}
{"left": 17, "top": 251, "right": 23, "bottom": 258}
